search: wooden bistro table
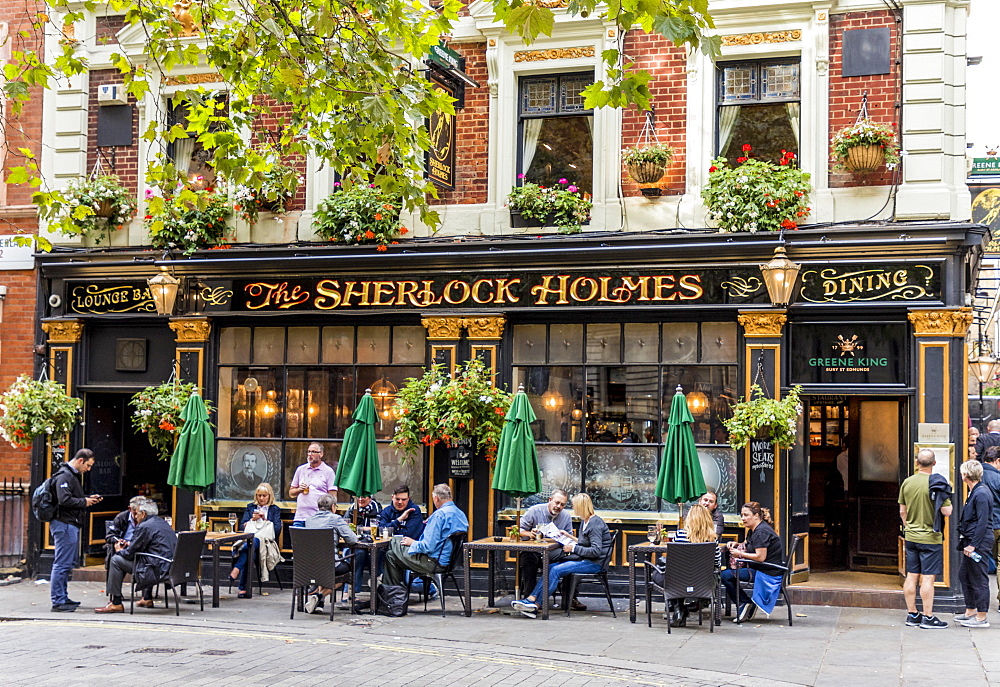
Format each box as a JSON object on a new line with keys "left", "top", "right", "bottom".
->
{"left": 627, "top": 541, "right": 671, "bottom": 623}
{"left": 203, "top": 530, "right": 256, "bottom": 608}
{"left": 350, "top": 534, "right": 392, "bottom": 615}
{"left": 463, "top": 536, "right": 562, "bottom": 620}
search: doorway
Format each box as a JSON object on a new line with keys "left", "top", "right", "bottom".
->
{"left": 805, "top": 395, "right": 906, "bottom": 575}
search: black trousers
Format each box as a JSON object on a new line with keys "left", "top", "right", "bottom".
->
{"left": 959, "top": 552, "right": 990, "bottom": 613}
{"left": 107, "top": 555, "right": 152, "bottom": 603}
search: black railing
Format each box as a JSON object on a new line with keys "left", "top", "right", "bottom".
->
{"left": 0, "top": 477, "right": 27, "bottom": 569}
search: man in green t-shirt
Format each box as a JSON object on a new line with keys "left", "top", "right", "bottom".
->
{"left": 898, "top": 449, "right": 953, "bottom": 629}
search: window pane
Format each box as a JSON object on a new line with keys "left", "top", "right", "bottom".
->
{"left": 515, "top": 366, "right": 585, "bottom": 442}
{"left": 392, "top": 325, "right": 426, "bottom": 364}
{"left": 662, "top": 323, "right": 697, "bottom": 363}
{"left": 762, "top": 63, "right": 799, "bottom": 99}
{"left": 560, "top": 74, "right": 591, "bottom": 112}
{"left": 699, "top": 446, "right": 739, "bottom": 516}
{"left": 701, "top": 322, "right": 737, "bottom": 363}
{"left": 283, "top": 441, "right": 340, "bottom": 498}
{"left": 287, "top": 327, "right": 319, "bottom": 364}
{"left": 373, "top": 442, "right": 425, "bottom": 505}
{"left": 624, "top": 323, "right": 659, "bottom": 363}
{"left": 586, "top": 444, "right": 659, "bottom": 512}
{"left": 253, "top": 328, "right": 285, "bottom": 364}
{"left": 356, "top": 326, "right": 389, "bottom": 364}
{"left": 663, "top": 366, "right": 736, "bottom": 444}
{"left": 215, "top": 440, "right": 283, "bottom": 501}
{"left": 719, "top": 103, "right": 798, "bottom": 162}
{"left": 219, "top": 327, "right": 250, "bottom": 365}
{"left": 586, "top": 366, "right": 659, "bottom": 443}
{"left": 322, "top": 326, "right": 354, "bottom": 364}
{"left": 549, "top": 323, "right": 583, "bottom": 363}
{"left": 513, "top": 324, "right": 547, "bottom": 364}
{"left": 357, "top": 366, "right": 422, "bottom": 439}
{"left": 523, "top": 116, "right": 593, "bottom": 194}
{"left": 721, "top": 65, "right": 755, "bottom": 102}
{"left": 586, "top": 323, "right": 621, "bottom": 363}
{"left": 522, "top": 77, "right": 557, "bottom": 114}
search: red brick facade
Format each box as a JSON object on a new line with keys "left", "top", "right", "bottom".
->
{"left": 86, "top": 69, "right": 140, "bottom": 197}
{"left": 828, "top": 10, "right": 900, "bottom": 187}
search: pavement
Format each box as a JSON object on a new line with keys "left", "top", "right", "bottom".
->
{"left": 1, "top": 577, "right": 998, "bottom": 686}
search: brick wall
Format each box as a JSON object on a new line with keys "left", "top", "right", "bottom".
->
{"left": 250, "top": 100, "right": 306, "bottom": 213}
{"left": 1, "top": 0, "right": 45, "bottom": 208}
{"left": 0, "top": 264, "right": 39, "bottom": 481}
{"left": 86, "top": 69, "right": 140, "bottom": 199}
{"left": 828, "top": 10, "right": 900, "bottom": 188}
{"left": 620, "top": 31, "right": 688, "bottom": 197}
{"left": 95, "top": 14, "right": 125, "bottom": 45}
{"left": 429, "top": 42, "right": 488, "bottom": 205}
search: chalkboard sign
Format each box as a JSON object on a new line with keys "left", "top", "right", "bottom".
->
{"left": 89, "top": 452, "right": 123, "bottom": 498}
{"left": 449, "top": 440, "right": 473, "bottom": 479}
{"left": 749, "top": 439, "right": 775, "bottom": 507}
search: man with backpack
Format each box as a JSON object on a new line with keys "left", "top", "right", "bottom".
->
{"left": 49, "top": 448, "right": 102, "bottom": 612}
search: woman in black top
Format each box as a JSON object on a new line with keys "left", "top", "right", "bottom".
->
{"left": 722, "top": 501, "right": 784, "bottom": 621}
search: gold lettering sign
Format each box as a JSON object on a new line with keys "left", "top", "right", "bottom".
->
{"left": 799, "top": 265, "right": 936, "bottom": 303}
{"left": 70, "top": 284, "right": 157, "bottom": 314}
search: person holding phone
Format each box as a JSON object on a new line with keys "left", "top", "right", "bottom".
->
{"left": 49, "top": 448, "right": 102, "bottom": 612}
{"left": 230, "top": 483, "right": 283, "bottom": 597}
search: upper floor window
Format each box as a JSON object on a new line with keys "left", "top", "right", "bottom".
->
{"left": 716, "top": 59, "right": 799, "bottom": 163}
{"left": 518, "top": 72, "right": 594, "bottom": 193}
{"left": 167, "top": 98, "right": 227, "bottom": 190}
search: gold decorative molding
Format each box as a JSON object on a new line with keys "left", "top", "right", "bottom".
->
{"left": 532, "top": 0, "right": 568, "bottom": 6}
{"left": 42, "top": 320, "right": 83, "bottom": 344}
{"left": 738, "top": 311, "right": 787, "bottom": 337}
{"left": 172, "top": 0, "right": 200, "bottom": 37}
{"left": 464, "top": 316, "right": 506, "bottom": 340}
{"left": 169, "top": 318, "right": 212, "bottom": 343}
{"left": 164, "top": 73, "right": 222, "bottom": 86}
{"left": 422, "top": 316, "right": 464, "bottom": 340}
{"left": 721, "top": 30, "right": 802, "bottom": 47}
{"left": 514, "top": 46, "right": 595, "bottom": 62}
{"left": 908, "top": 308, "right": 973, "bottom": 337}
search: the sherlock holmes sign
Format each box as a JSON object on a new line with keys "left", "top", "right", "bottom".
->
{"left": 788, "top": 322, "right": 909, "bottom": 386}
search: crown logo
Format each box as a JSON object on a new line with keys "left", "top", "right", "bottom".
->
{"left": 833, "top": 334, "right": 863, "bottom": 356}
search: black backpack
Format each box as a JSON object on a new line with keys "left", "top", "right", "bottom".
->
{"left": 375, "top": 584, "right": 409, "bottom": 617}
{"left": 31, "top": 475, "right": 59, "bottom": 522}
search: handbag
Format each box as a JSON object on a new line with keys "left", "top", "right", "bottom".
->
{"left": 376, "top": 584, "right": 409, "bottom": 617}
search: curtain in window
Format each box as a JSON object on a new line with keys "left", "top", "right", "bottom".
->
{"left": 521, "top": 119, "right": 543, "bottom": 174}
{"left": 174, "top": 138, "right": 195, "bottom": 175}
{"left": 718, "top": 106, "right": 740, "bottom": 156}
{"left": 785, "top": 103, "right": 800, "bottom": 146}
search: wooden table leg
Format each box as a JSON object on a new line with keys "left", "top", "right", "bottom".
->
{"left": 487, "top": 549, "right": 495, "bottom": 608}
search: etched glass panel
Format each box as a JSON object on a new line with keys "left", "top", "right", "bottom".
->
{"left": 392, "top": 325, "right": 426, "bottom": 364}
{"left": 661, "top": 323, "right": 697, "bottom": 363}
{"left": 283, "top": 441, "right": 340, "bottom": 500}
{"left": 219, "top": 327, "right": 250, "bottom": 365}
{"left": 697, "top": 446, "right": 739, "bottom": 516}
{"left": 700, "top": 322, "right": 737, "bottom": 363}
{"left": 513, "top": 324, "right": 547, "bottom": 365}
{"left": 586, "top": 323, "right": 621, "bottom": 363}
{"left": 585, "top": 444, "right": 658, "bottom": 512}
{"left": 322, "top": 326, "right": 354, "bottom": 364}
{"left": 252, "top": 327, "right": 285, "bottom": 365}
{"left": 721, "top": 65, "right": 755, "bottom": 101}
{"left": 373, "top": 442, "right": 426, "bottom": 505}
{"left": 287, "top": 327, "right": 319, "bottom": 364}
{"left": 549, "top": 323, "right": 583, "bottom": 363}
{"left": 215, "top": 439, "right": 284, "bottom": 501}
{"left": 624, "top": 323, "right": 659, "bottom": 363}
{"left": 356, "top": 326, "right": 390, "bottom": 364}
{"left": 519, "top": 444, "right": 583, "bottom": 508}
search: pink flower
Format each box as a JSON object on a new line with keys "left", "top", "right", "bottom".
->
{"left": 144, "top": 188, "right": 154, "bottom": 200}
{"left": 517, "top": 173, "right": 526, "bottom": 179}
{"left": 333, "top": 182, "right": 341, "bottom": 187}
{"left": 558, "top": 178, "right": 568, "bottom": 184}
{"left": 568, "top": 185, "right": 578, "bottom": 193}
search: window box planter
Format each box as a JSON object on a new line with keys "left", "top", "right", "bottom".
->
{"left": 509, "top": 209, "right": 590, "bottom": 230}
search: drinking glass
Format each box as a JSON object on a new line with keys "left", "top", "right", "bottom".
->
{"left": 228, "top": 513, "right": 237, "bottom": 533}
{"left": 381, "top": 527, "right": 391, "bottom": 540}
{"left": 164, "top": 516, "right": 173, "bottom": 529}
{"left": 647, "top": 525, "right": 658, "bottom": 544}
{"left": 189, "top": 514, "right": 197, "bottom": 531}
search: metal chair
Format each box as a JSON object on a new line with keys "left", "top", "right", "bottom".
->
{"left": 406, "top": 531, "right": 467, "bottom": 617}
{"left": 644, "top": 541, "right": 720, "bottom": 633}
{"left": 228, "top": 537, "right": 284, "bottom": 595}
{"left": 562, "top": 529, "right": 619, "bottom": 617}
{"left": 289, "top": 527, "right": 354, "bottom": 621}
{"left": 728, "top": 533, "right": 803, "bottom": 626}
{"left": 130, "top": 529, "right": 206, "bottom": 616}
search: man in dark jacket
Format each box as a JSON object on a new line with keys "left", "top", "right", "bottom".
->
{"left": 104, "top": 496, "right": 148, "bottom": 566}
{"left": 982, "top": 446, "right": 1000, "bottom": 601}
{"left": 975, "top": 420, "right": 1000, "bottom": 460}
{"left": 95, "top": 500, "right": 177, "bottom": 613}
{"left": 50, "top": 448, "right": 102, "bottom": 612}
{"left": 956, "top": 460, "right": 994, "bottom": 627}
{"left": 377, "top": 484, "right": 424, "bottom": 539}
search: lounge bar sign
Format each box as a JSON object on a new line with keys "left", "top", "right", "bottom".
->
{"left": 69, "top": 283, "right": 156, "bottom": 314}
{"left": 798, "top": 264, "right": 938, "bottom": 303}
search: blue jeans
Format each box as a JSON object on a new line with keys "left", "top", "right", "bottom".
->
{"left": 232, "top": 537, "right": 261, "bottom": 591}
{"left": 352, "top": 548, "right": 385, "bottom": 591}
{"left": 529, "top": 559, "right": 601, "bottom": 601}
{"left": 721, "top": 567, "right": 756, "bottom": 606}
{"left": 50, "top": 520, "right": 79, "bottom": 605}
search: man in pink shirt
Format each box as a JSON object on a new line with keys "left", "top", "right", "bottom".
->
{"left": 289, "top": 443, "right": 338, "bottom": 526}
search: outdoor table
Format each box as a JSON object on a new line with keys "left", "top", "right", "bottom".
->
{"left": 349, "top": 534, "right": 392, "bottom": 615}
{"left": 627, "top": 541, "right": 671, "bottom": 623}
{"left": 203, "top": 530, "right": 256, "bottom": 608}
{"left": 463, "top": 537, "right": 562, "bottom": 620}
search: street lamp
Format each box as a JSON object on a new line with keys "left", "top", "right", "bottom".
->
{"left": 759, "top": 245, "right": 802, "bottom": 307}
{"left": 147, "top": 268, "right": 180, "bottom": 316}
{"left": 970, "top": 354, "right": 999, "bottom": 431}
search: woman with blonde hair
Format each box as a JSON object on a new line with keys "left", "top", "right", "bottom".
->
{"left": 512, "top": 492, "right": 612, "bottom": 618}
{"left": 653, "top": 504, "right": 721, "bottom": 626}
{"left": 230, "top": 482, "right": 283, "bottom": 598}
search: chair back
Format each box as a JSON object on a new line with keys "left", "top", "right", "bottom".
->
{"left": 659, "top": 541, "right": 718, "bottom": 600}
{"left": 779, "top": 534, "right": 803, "bottom": 587}
{"left": 168, "top": 530, "right": 206, "bottom": 586}
{"left": 596, "top": 529, "right": 619, "bottom": 572}
{"left": 290, "top": 527, "right": 341, "bottom": 590}
{"left": 434, "top": 531, "right": 468, "bottom": 574}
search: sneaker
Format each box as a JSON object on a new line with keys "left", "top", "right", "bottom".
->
{"left": 66, "top": 599, "right": 82, "bottom": 606}
{"left": 511, "top": 599, "right": 537, "bottom": 618}
{"left": 50, "top": 603, "right": 77, "bottom": 612}
{"left": 919, "top": 615, "right": 948, "bottom": 629}
{"left": 304, "top": 593, "right": 322, "bottom": 615}
{"left": 958, "top": 617, "right": 990, "bottom": 628}
{"left": 735, "top": 602, "right": 757, "bottom": 623}
{"left": 953, "top": 613, "right": 975, "bottom": 623}
{"left": 905, "top": 612, "right": 923, "bottom": 627}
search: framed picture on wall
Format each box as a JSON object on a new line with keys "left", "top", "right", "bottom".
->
{"left": 912, "top": 443, "right": 954, "bottom": 481}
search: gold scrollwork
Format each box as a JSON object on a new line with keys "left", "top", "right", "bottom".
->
{"left": 721, "top": 30, "right": 802, "bottom": 47}
{"left": 908, "top": 308, "right": 973, "bottom": 337}
{"left": 738, "top": 311, "right": 787, "bottom": 337}
{"left": 720, "top": 276, "right": 764, "bottom": 298}
{"left": 464, "top": 316, "right": 506, "bottom": 340}
{"left": 532, "top": 0, "right": 568, "bottom": 6}
{"left": 514, "top": 46, "right": 595, "bottom": 62}
{"left": 200, "top": 285, "right": 233, "bottom": 306}
{"left": 42, "top": 320, "right": 83, "bottom": 343}
{"left": 422, "top": 317, "right": 464, "bottom": 340}
{"left": 421, "top": 316, "right": 507, "bottom": 339}
{"left": 169, "top": 318, "right": 212, "bottom": 343}
{"left": 164, "top": 73, "right": 222, "bottom": 86}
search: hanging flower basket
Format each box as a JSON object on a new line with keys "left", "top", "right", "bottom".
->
{"left": 842, "top": 144, "right": 885, "bottom": 174}
{"left": 130, "top": 381, "right": 214, "bottom": 461}
{"left": 626, "top": 161, "right": 667, "bottom": 184}
{"left": 95, "top": 200, "right": 116, "bottom": 217}
{"left": 722, "top": 384, "right": 803, "bottom": 450}
{"left": 0, "top": 376, "right": 82, "bottom": 449}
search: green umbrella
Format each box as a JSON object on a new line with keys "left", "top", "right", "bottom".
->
{"left": 655, "top": 385, "right": 707, "bottom": 520}
{"left": 335, "top": 390, "right": 382, "bottom": 502}
{"left": 491, "top": 386, "right": 542, "bottom": 499}
{"left": 168, "top": 392, "right": 216, "bottom": 491}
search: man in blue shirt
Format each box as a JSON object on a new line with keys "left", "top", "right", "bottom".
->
{"left": 383, "top": 483, "right": 467, "bottom": 586}
{"left": 377, "top": 484, "right": 425, "bottom": 540}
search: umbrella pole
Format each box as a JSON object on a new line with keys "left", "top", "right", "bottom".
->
{"left": 514, "top": 497, "right": 522, "bottom": 600}
{"left": 677, "top": 502, "right": 684, "bottom": 530}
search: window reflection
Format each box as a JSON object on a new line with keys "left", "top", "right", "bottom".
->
{"left": 663, "top": 366, "right": 736, "bottom": 444}
{"left": 586, "top": 366, "right": 659, "bottom": 443}
{"left": 515, "top": 366, "right": 584, "bottom": 443}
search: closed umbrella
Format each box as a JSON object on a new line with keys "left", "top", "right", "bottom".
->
{"left": 655, "top": 385, "right": 707, "bottom": 524}
{"left": 492, "top": 385, "right": 542, "bottom": 599}
{"left": 168, "top": 392, "right": 216, "bottom": 492}
{"left": 335, "top": 390, "right": 382, "bottom": 522}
